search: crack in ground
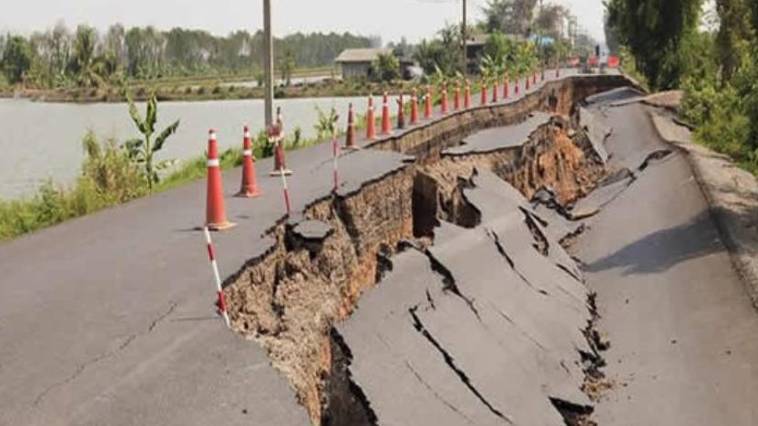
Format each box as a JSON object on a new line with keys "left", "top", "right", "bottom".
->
{"left": 420, "top": 248, "right": 482, "bottom": 321}
{"left": 520, "top": 208, "right": 550, "bottom": 256}
{"left": 408, "top": 306, "right": 514, "bottom": 424}
{"left": 488, "top": 301, "right": 548, "bottom": 351}
{"left": 322, "top": 329, "right": 379, "bottom": 426}
{"left": 403, "top": 360, "right": 475, "bottom": 424}
{"left": 486, "top": 228, "right": 550, "bottom": 296}
{"left": 32, "top": 301, "right": 179, "bottom": 407}
{"left": 637, "top": 149, "right": 673, "bottom": 172}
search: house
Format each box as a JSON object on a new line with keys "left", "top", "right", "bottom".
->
{"left": 334, "top": 48, "right": 393, "bottom": 79}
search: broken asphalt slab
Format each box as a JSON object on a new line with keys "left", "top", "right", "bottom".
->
{"left": 337, "top": 169, "right": 594, "bottom": 426}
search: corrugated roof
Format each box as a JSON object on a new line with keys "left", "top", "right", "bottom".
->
{"left": 335, "top": 48, "right": 392, "bottom": 63}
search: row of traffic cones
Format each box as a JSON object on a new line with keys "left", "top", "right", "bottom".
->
{"left": 205, "top": 108, "right": 294, "bottom": 231}
{"left": 208, "top": 66, "right": 564, "bottom": 230}
{"left": 361, "top": 83, "right": 474, "bottom": 141}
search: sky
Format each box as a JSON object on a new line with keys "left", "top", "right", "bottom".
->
{"left": 0, "top": 0, "right": 606, "bottom": 44}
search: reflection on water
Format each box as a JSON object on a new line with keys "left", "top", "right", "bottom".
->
{"left": 0, "top": 96, "right": 366, "bottom": 199}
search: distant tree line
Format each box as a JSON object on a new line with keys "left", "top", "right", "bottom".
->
{"left": 0, "top": 23, "right": 375, "bottom": 88}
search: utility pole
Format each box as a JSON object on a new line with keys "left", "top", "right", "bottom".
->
{"left": 263, "top": 0, "right": 274, "bottom": 127}
{"left": 461, "top": 0, "right": 467, "bottom": 74}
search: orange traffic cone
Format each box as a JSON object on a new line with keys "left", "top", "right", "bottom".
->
{"left": 480, "top": 84, "right": 487, "bottom": 105}
{"left": 503, "top": 79, "right": 509, "bottom": 99}
{"left": 206, "top": 130, "right": 235, "bottom": 231}
{"left": 410, "top": 88, "right": 419, "bottom": 125}
{"left": 366, "top": 95, "right": 376, "bottom": 140}
{"left": 440, "top": 87, "right": 448, "bottom": 114}
{"left": 269, "top": 107, "right": 292, "bottom": 176}
{"left": 345, "top": 103, "right": 357, "bottom": 149}
{"left": 424, "top": 86, "right": 433, "bottom": 119}
{"left": 236, "top": 126, "right": 262, "bottom": 198}
{"left": 453, "top": 84, "right": 461, "bottom": 111}
{"left": 396, "top": 94, "right": 405, "bottom": 129}
{"left": 381, "top": 92, "right": 391, "bottom": 135}
{"left": 464, "top": 81, "right": 471, "bottom": 109}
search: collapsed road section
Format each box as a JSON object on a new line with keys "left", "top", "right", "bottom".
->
{"left": 224, "top": 77, "right": 627, "bottom": 425}
{"left": 0, "top": 72, "right": 637, "bottom": 426}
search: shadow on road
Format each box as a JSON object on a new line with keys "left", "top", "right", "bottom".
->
{"left": 585, "top": 210, "right": 725, "bottom": 276}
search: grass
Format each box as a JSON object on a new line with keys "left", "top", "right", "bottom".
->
{"left": 0, "top": 127, "right": 324, "bottom": 241}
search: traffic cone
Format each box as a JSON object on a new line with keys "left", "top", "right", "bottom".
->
{"left": 503, "top": 79, "right": 509, "bottom": 99}
{"left": 205, "top": 130, "right": 235, "bottom": 231}
{"left": 345, "top": 103, "right": 357, "bottom": 149}
{"left": 236, "top": 126, "right": 262, "bottom": 198}
{"left": 410, "top": 88, "right": 419, "bottom": 125}
{"left": 366, "top": 95, "right": 376, "bottom": 140}
{"left": 269, "top": 107, "right": 292, "bottom": 176}
{"left": 464, "top": 81, "right": 471, "bottom": 109}
{"left": 440, "top": 87, "right": 448, "bottom": 114}
{"left": 453, "top": 84, "right": 461, "bottom": 111}
{"left": 381, "top": 92, "right": 391, "bottom": 135}
{"left": 424, "top": 86, "right": 432, "bottom": 119}
{"left": 480, "top": 83, "right": 487, "bottom": 105}
{"left": 396, "top": 94, "right": 405, "bottom": 129}
{"left": 491, "top": 82, "right": 498, "bottom": 103}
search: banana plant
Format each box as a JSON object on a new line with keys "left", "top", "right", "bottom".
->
{"left": 124, "top": 93, "right": 180, "bottom": 191}
{"left": 480, "top": 54, "right": 502, "bottom": 88}
{"left": 314, "top": 106, "right": 340, "bottom": 141}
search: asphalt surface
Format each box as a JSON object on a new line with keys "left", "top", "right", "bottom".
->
{"left": 0, "top": 132, "right": 410, "bottom": 425}
{"left": 573, "top": 95, "right": 758, "bottom": 424}
{"left": 337, "top": 170, "right": 592, "bottom": 426}
{"left": 0, "top": 69, "right": 591, "bottom": 425}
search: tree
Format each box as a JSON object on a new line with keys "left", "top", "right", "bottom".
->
{"left": 414, "top": 24, "right": 462, "bottom": 75}
{"left": 482, "top": 0, "right": 538, "bottom": 36}
{"left": 715, "top": 0, "right": 752, "bottom": 82}
{"left": 372, "top": 52, "right": 400, "bottom": 82}
{"left": 2, "top": 36, "right": 33, "bottom": 84}
{"left": 124, "top": 94, "right": 180, "bottom": 190}
{"left": 69, "top": 25, "right": 102, "bottom": 87}
{"left": 535, "top": 4, "right": 569, "bottom": 40}
{"left": 605, "top": 0, "right": 703, "bottom": 89}
{"left": 279, "top": 48, "right": 295, "bottom": 86}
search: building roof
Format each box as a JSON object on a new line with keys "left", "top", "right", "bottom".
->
{"left": 335, "top": 48, "right": 393, "bottom": 63}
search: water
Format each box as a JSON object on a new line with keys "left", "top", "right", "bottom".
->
{"left": 0, "top": 96, "right": 368, "bottom": 200}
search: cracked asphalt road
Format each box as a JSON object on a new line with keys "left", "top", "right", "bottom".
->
{"left": 573, "top": 98, "right": 758, "bottom": 425}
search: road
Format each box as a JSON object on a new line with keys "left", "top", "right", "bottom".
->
{"left": 2, "top": 70, "right": 755, "bottom": 426}
{"left": 572, "top": 92, "right": 758, "bottom": 424}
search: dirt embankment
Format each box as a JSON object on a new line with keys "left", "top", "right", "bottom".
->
{"left": 219, "top": 75, "right": 636, "bottom": 424}
{"left": 224, "top": 101, "right": 608, "bottom": 424}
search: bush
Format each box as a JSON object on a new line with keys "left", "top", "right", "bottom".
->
{"left": 682, "top": 78, "right": 757, "bottom": 173}
{"left": 0, "top": 132, "right": 146, "bottom": 240}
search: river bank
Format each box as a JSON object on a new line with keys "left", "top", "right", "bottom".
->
{"left": 0, "top": 76, "right": 414, "bottom": 104}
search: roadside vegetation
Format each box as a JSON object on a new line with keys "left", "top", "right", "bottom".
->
{"left": 606, "top": 0, "right": 758, "bottom": 175}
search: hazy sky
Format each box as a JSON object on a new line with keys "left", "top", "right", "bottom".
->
{"left": 0, "top": 0, "right": 606, "bottom": 44}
